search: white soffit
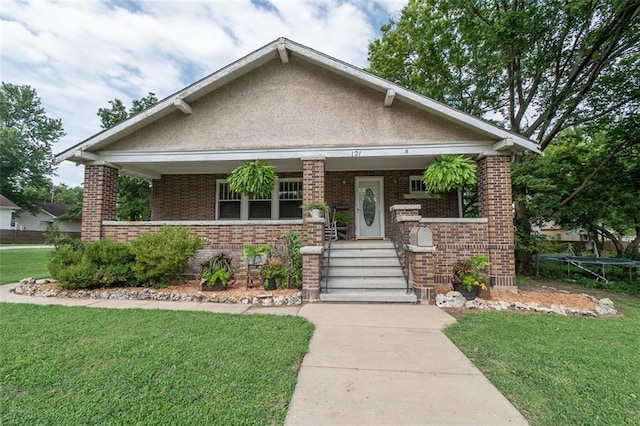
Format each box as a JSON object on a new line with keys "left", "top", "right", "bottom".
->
{"left": 56, "top": 37, "right": 539, "bottom": 164}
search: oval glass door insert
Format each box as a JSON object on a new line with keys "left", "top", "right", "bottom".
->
{"left": 363, "top": 188, "right": 376, "bottom": 226}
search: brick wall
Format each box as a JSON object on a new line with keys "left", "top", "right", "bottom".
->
{"left": 421, "top": 220, "right": 489, "bottom": 285}
{"left": 151, "top": 175, "right": 216, "bottom": 220}
{"left": 103, "top": 221, "right": 306, "bottom": 279}
{"left": 82, "top": 165, "right": 118, "bottom": 242}
{"left": 477, "top": 155, "right": 516, "bottom": 288}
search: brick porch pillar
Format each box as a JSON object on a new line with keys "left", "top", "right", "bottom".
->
{"left": 82, "top": 164, "right": 118, "bottom": 243}
{"left": 300, "top": 156, "right": 326, "bottom": 302}
{"left": 477, "top": 155, "right": 516, "bottom": 291}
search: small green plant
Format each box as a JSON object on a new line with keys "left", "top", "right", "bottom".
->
{"left": 301, "top": 201, "right": 328, "bottom": 211}
{"left": 257, "top": 244, "right": 274, "bottom": 256}
{"left": 452, "top": 255, "right": 489, "bottom": 291}
{"left": 334, "top": 212, "right": 352, "bottom": 227}
{"left": 130, "top": 226, "right": 203, "bottom": 288}
{"left": 260, "top": 256, "right": 288, "bottom": 289}
{"left": 423, "top": 155, "right": 476, "bottom": 194}
{"left": 47, "top": 244, "right": 95, "bottom": 290}
{"left": 201, "top": 252, "right": 234, "bottom": 289}
{"left": 44, "top": 222, "right": 82, "bottom": 250}
{"left": 227, "top": 159, "right": 278, "bottom": 198}
{"left": 281, "top": 232, "right": 305, "bottom": 288}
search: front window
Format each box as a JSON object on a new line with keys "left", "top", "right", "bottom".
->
{"left": 217, "top": 181, "right": 241, "bottom": 219}
{"left": 216, "top": 178, "right": 302, "bottom": 220}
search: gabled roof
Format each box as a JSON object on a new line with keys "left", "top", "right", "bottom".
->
{"left": 56, "top": 37, "right": 540, "bottom": 163}
{"left": 39, "top": 202, "right": 75, "bottom": 218}
{"left": 0, "top": 194, "right": 19, "bottom": 209}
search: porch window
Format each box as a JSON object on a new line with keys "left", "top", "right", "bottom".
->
{"left": 218, "top": 181, "right": 241, "bottom": 219}
{"left": 409, "top": 176, "right": 427, "bottom": 193}
{"left": 278, "top": 179, "right": 303, "bottom": 219}
{"left": 216, "top": 178, "right": 302, "bottom": 220}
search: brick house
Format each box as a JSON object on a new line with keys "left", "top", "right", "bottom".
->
{"left": 56, "top": 38, "right": 539, "bottom": 303}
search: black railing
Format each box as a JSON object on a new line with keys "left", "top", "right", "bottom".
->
{"left": 322, "top": 234, "right": 332, "bottom": 293}
{"left": 391, "top": 214, "right": 410, "bottom": 293}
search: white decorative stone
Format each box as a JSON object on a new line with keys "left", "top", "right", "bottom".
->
{"left": 595, "top": 298, "right": 617, "bottom": 316}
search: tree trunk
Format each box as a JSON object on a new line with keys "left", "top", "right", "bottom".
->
{"left": 514, "top": 199, "right": 533, "bottom": 274}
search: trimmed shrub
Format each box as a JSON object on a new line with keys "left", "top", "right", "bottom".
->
{"left": 47, "top": 245, "right": 96, "bottom": 290}
{"left": 84, "top": 239, "right": 135, "bottom": 286}
{"left": 130, "top": 226, "right": 203, "bottom": 288}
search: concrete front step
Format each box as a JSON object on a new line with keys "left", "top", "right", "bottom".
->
{"left": 323, "top": 277, "right": 407, "bottom": 289}
{"left": 327, "top": 257, "right": 401, "bottom": 267}
{"left": 327, "top": 248, "right": 398, "bottom": 258}
{"left": 329, "top": 240, "right": 395, "bottom": 249}
{"left": 320, "top": 289, "right": 417, "bottom": 303}
{"left": 324, "top": 267, "right": 405, "bottom": 278}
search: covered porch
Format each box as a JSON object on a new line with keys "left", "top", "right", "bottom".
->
{"left": 80, "top": 148, "right": 516, "bottom": 303}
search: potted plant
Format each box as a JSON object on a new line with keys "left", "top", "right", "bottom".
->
{"left": 334, "top": 212, "right": 352, "bottom": 227}
{"left": 201, "top": 252, "right": 234, "bottom": 291}
{"left": 260, "top": 256, "right": 288, "bottom": 290}
{"left": 257, "top": 244, "right": 274, "bottom": 262}
{"left": 451, "top": 255, "right": 489, "bottom": 300}
{"left": 302, "top": 201, "right": 328, "bottom": 218}
{"left": 227, "top": 159, "right": 278, "bottom": 198}
{"left": 242, "top": 244, "right": 259, "bottom": 265}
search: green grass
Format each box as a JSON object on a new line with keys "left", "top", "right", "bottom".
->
{"left": 0, "top": 248, "right": 52, "bottom": 284}
{"left": 445, "top": 299, "right": 640, "bottom": 425}
{"left": 0, "top": 304, "right": 314, "bottom": 425}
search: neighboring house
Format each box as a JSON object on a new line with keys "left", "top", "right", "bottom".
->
{"left": 0, "top": 195, "right": 19, "bottom": 230}
{"left": 14, "top": 202, "right": 81, "bottom": 233}
{"left": 534, "top": 221, "right": 588, "bottom": 243}
{"left": 55, "top": 37, "right": 540, "bottom": 303}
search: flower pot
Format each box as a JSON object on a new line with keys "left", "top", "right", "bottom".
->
{"left": 452, "top": 283, "right": 479, "bottom": 300}
{"left": 202, "top": 280, "right": 226, "bottom": 292}
{"left": 310, "top": 208, "right": 322, "bottom": 218}
{"left": 264, "top": 279, "right": 277, "bottom": 291}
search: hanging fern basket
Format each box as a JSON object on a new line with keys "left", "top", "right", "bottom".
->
{"left": 422, "top": 155, "right": 477, "bottom": 194}
{"left": 227, "top": 160, "right": 278, "bottom": 199}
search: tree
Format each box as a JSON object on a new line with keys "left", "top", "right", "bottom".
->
{"left": 368, "top": 0, "right": 640, "bottom": 270}
{"left": 0, "top": 83, "right": 65, "bottom": 213}
{"left": 514, "top": 117, "right": 640, "bottom": 259}
{"left": 97, "top": 93, "right": 157, "bottom": 221}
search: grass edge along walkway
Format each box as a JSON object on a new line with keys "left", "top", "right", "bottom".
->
{"left": 0, "top": 304, "right": 314, "bottom": 425}
{"left": 444, "top": 299, "right": 640, "bottom": 425}
{"left": 0, "top": 248, "right": 51, "bottom": 284}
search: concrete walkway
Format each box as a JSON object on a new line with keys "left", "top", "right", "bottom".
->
{"left": 0, "top": 284, "right": 527, "bottom": 425}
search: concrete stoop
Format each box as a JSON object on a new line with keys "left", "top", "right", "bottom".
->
{"left": 320, "top": 240, "right": 417, "bottom": 303}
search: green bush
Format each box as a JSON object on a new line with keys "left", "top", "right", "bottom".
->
{"left": 281, "top": 232, "right": 305, "bottom": 288}
{"left": 84, "top": 239, "right": 135, "bottom": 286}
{"left": 130, "top": 226, "right": 203, "bottom": 287}
{"left": 47, "top": 244, "right": 84, "bottom": 282}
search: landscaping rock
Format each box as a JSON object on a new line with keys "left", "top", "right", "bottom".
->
{"left": 464, "top": 298, "right": 488, "bottom": 310}
{"left": 435, "top": 291, "right": 466, "bottom": 308}
{"left": 595, "top": 298, "right": 617, "bottom": 316}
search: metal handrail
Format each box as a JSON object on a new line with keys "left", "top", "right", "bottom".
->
{"left": 391, "top": 214, "right": 410, "bottom": 293}
{"left": 323, "top": 235, "right": 332, "bottom": 293}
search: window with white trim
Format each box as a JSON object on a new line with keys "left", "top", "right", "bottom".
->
{"left": 278, "top": 179, "right": 303, "bottom": 219}
{"left": 409, "top": 175, "right": 427, "bottom": 194}
{"left": 216, "top": 178, "right": 303, "bottom": 220}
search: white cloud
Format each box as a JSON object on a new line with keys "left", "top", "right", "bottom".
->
{"left": 0, "top": 0, "right": 405, "bottom": 187}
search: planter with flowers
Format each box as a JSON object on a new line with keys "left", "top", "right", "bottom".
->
{"left": 451, "top": 256, "right": 489, "bottom": 300}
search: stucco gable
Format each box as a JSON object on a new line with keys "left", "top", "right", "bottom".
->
{"left": 106, "top": 58, "right": 492, "bottom": 153}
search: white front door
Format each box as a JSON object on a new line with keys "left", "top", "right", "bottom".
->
{"left": 355, "top": 177, "right": 384, "bottom": 239}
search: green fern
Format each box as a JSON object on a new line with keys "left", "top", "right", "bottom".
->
{"left": 227, "top": 160, "right": 278, "bottom": 198}
{"left": 422, "top": 155, "right": 477, "bottom": 194}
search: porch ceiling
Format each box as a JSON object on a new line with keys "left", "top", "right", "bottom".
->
{"left": 115, "top": 156, "right": 435, "bottom": 178}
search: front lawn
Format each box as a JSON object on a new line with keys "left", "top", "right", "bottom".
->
{"left": 0, "top": 304, "right": 314, "bottom": 425}
{"left": 0, "top": 248, "right": 52, "bottom": 284}
{"left": 445, "top": 299, "right": 640, "bottom": 425}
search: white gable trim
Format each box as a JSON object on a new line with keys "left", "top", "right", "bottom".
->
{"left": 56, "top": 37, "right": 539, "bottom": 163}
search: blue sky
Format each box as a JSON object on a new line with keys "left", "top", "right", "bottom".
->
{"left": 1, "top": 0, "right": 406, "bottom": 187}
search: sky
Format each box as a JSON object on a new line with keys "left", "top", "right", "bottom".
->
{"left": 1, "top": 0, "right": 406, "bottom": 188}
